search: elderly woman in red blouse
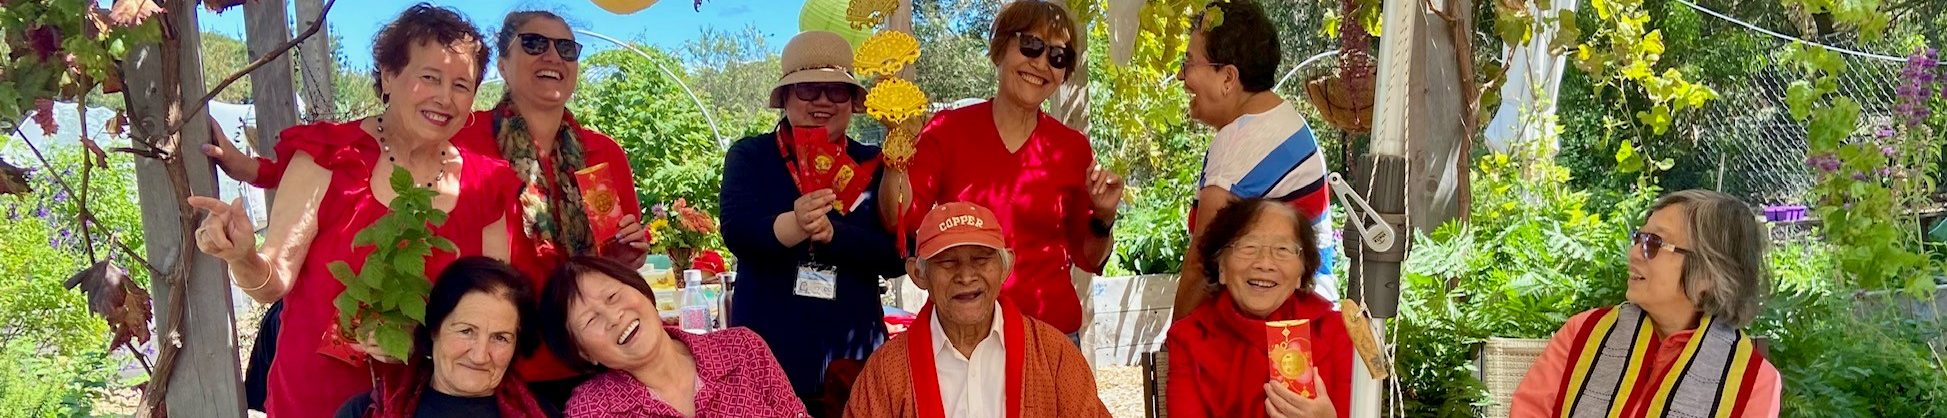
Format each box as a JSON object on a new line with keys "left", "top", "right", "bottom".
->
{"left": 538, "top": 256, "right": 807, "bottom": 417}
{"left": 1166, "top": 198, "right": 1352, "bottom": 418}
{"left": 880, "top": 0, "right": 1121, "bottom": 343}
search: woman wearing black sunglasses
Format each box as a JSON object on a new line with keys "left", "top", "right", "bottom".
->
{"left": 198, "top": 8, "right": 649, "bottom": 410}
{"left": 480, "top": 9, "right": 651, "bottom": 406}
{"left": 880, "top": 0, "right": 1122, "bottom": 346}
{"left": 1509, "top": 189, "right": 1782, "bottom": 418}
{"left": 718, "top": 30, "right": 905, "bottom": 417}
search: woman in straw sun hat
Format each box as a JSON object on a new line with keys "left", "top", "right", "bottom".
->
{"left": 719, "top": 30, "right": 906, "bottom": 417}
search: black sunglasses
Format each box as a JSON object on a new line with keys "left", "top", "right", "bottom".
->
{"left": 1015, "top": 32, "right": 1073, "bottom": 71}
{"left": 518, "top": 33, "right": 582, "bottom": 62}
{"left": 1631, "top": 231, "right": 1691, "bottom": 260}
{"left": 789, "top": 83, "right": 856, "bottom": 103}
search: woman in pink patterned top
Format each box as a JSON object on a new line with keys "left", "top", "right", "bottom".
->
{"left": 537, "top": 256, "right": 807, "bottom": 417}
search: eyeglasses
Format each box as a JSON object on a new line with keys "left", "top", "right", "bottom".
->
{"left": 1015, "top": 32, "right": 1074, "bottom": 71}
{"left": 789, "top": 83, "right": 857, "bottom": 103}
{"left": 1227, "top": 242, "right": 1301, "bottom": 261}
{"left": 518, "top": 33, "right": 582, "bottom": 62}
{"left": 1179, "top": 51, "right": 1225, "bottom": 75}
{"left": 1631, "top": 231, "right": 1691, "bottom": 260}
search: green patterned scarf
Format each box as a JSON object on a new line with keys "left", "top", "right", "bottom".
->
{"left": 497, "top": 109, "right": 595, "bottom": 255}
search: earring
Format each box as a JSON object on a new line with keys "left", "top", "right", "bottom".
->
{"left": 381, "top": 93, "right": 391, "bottom": 103}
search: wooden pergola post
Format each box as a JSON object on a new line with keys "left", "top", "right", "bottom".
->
{"left": 125, "top": 0, "right": 246, "bottom": 416}
{"left": 247, "top": 0, "right": 299, "bottom": 208}
{"left": 296, "top": 0, "right": 336, "bottom": 122}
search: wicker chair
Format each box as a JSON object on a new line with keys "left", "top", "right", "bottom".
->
{"left": 1142, "top": 349, "right": 1169, "bottom": 418}
{"left": 1478, "top": 337, "right": 1550, "bottom": 418}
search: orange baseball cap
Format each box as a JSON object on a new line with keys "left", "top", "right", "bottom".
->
{"left": 915, "top": 202, "right": 1007, "bottom": 259}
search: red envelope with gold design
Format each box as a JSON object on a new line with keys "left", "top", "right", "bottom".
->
{"left": 1267, "top": 319, "right": 1318, "bottom": 398}
{"left": 575, "top": 162, "right": 623, "bottom": 253}
{"left": 790, "top": 126, "right": 876, "bottom": 214}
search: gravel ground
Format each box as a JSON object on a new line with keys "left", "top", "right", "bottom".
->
{"left": 1097, "top": 365, "right": 1149, "bottom": 418}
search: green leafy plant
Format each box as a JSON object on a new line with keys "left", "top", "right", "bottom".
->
{"left": 1783, "top": 41, "right": 1936, "bottom": 295}
{"left": 329, "top": 168, "right": 453, "bottom": 360}
{"left": 572, "top": 47, "right": 726, "bottom": 215}
{"left": 1753, "top": 243, "right": 1947, "bottom": 418}
{"left": 1393, "top": 137, "right": 1645, "bottom": 416}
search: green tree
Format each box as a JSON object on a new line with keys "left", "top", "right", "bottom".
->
{"left": 911, "top": 0, "right": 1002, "bottom": 102}
{"left": 571, "top": 46, "right": 725, "bottom": 215}
{"left": 200, "top": 32, "right": 252, "bottom": 103}
{"left": 680, "top": 24, "right": 783, "bottom": 138}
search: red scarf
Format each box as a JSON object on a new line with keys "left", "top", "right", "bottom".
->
{"left": 362, "top": 362, "right": 550, "bottom": 418}
{"left": 1179, "top": 291, "right": 1326, "bottom": 418}
{"left": 908, "top": 299, "right": 1027, "bottom": 418}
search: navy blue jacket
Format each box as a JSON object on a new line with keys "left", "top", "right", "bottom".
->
{"left": 719, "top": 131, "right": 905, "bottom": 398}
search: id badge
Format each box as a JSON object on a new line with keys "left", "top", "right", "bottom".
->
{"left": 794, "top": 264, "right": 838, "bottom": 300}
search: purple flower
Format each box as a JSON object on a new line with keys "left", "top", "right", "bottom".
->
{"left": 1876, "top": 126, "right": 1898, "bottom": 139}
{"left": 1854, "top": 172, "right": 1871, "bottom": 181}
{"left": 651, "top": 203, "right": 669, "bottom": 219}
{"left": 1879, "top": 167, "right": 1895, "bottom": 177}
{"left": 34, "top": 205, "right": 50, "bottom": 219}
{"left": 1896, "top": 47, "right": 1941, "bottom": 127}
{"left": 1883, "top": 145, "right": 1899, "bottom": 158}
{"left": 1807, "top": 154, "right": 1842, "bottom": 172}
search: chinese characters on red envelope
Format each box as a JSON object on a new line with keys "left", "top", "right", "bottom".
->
{"left": 1267, "top": 319, "right": 1318, "bottom": 398}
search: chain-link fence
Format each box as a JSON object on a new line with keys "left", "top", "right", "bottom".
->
{"left": 1689, "top": 11, "right": 1913, "bottom": 206}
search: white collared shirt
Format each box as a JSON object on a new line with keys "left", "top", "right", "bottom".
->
{"left": 929, "top": 302, "right": 1006, "bottom": 418}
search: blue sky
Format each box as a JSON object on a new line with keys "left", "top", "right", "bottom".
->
{"left": 195, "top": 0, "right": 798, "bottom": 71}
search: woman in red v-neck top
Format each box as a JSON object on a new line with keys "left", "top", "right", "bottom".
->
{"left": 186, "top": 7, "right": 517, "bottom": 417}
{"left": 882, "top": 2, "right": 1124, "bottom": 336}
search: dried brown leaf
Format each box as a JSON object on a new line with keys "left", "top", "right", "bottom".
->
{"left": 0, "top": 158, "right": 30, "bottom": 196}
{"left": 106, "top": 111, "right": 128, "bottom": 136}
{"left": 203, "top": 0, "right": 248, "bottom": 13}
{"left": 107, "top": 0, "right": 165, "bottom": 27}
{"left": 63, "top": 261, "right": 154, "bottom": 348}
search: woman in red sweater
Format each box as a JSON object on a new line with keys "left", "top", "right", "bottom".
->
{"left": 1166, "top": 198, "right": 1352, "bottom": 418}
{"left": 880, "top": 0, "right": 1122, "bottom": 340}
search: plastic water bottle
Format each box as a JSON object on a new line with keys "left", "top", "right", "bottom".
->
{"left": 679, "top": 270, "right": 712, "bottom": 333}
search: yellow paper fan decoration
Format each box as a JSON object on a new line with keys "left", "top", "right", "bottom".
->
{"left": 846, "top": 0, "right": 897, "bottom": 29}
{"left": 855, "top": 31, "right": 921, "bottom": 78}
{"left": 865, "top": 78, "right": 928, "bottom": 125}
{"left": 881, "top": 117, "right": 922, "bottom": 169}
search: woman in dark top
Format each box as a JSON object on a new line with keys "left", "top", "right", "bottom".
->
{"left": 336, "top": 257, "right": 558, "bottom": 417}
{"left": 718, "top": 31, "right": 905, "bottom": 416}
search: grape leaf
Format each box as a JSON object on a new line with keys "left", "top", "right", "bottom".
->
{"left": 400, "top": 295, "right": 426, "bottom": 323}
{"left": 62, "top": 261, "right": 152, "bottom": 349}
{"left": 376, "top": 327, "right": 411, "bottom": 361}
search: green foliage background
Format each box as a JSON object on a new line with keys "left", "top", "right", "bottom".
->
{"left": 0, "top": 149, "right": 145, "bottom": 417}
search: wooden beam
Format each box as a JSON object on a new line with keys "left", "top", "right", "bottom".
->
{"left": 296, "top": 0, "right": 335, "bottom": 121}
{"left": 247, "top": 0, "right": 298, "bottom": 208}
{"left": 125, "top": 0, "right": 246, "bottom": 415}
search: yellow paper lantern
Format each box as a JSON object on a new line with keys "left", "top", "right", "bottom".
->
{"left": 800, "top": 0, "right": 872, "bottom": 48}
{"left": 592, "top": 0, "right": 659, "bottom": 15}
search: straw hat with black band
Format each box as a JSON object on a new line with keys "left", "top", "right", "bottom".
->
{"left": 770, "top": 31, "right": 866, "bottom": 112}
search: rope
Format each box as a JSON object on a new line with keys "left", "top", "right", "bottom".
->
{"left": 1672, "top": 0, "right": 1926, "bottom": 64}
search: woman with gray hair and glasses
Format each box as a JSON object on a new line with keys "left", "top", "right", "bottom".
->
{"left": 1510, "top": 189, "right": 1781, "bottom": 418}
